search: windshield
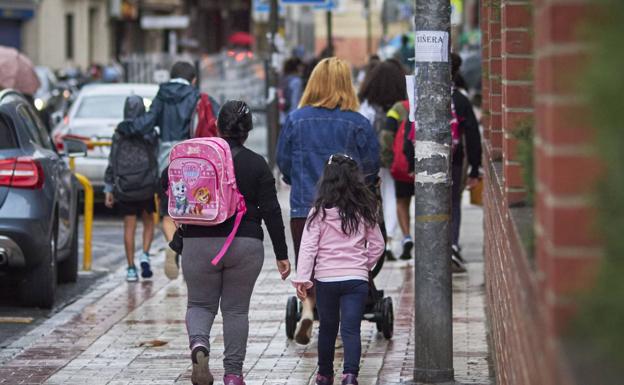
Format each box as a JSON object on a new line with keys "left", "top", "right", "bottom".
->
{"left": 75, "top": 94, "right": 152, "bottom": 119}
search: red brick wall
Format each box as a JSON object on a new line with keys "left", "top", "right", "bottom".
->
{"left": 482, "top": 0, "right": 601, "bottom": 384}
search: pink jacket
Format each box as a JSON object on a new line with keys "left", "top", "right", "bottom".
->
{"left": 292, "top": 208, "right": 385, "bottom": 289}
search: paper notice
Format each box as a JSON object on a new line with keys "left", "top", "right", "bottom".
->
{"left": 414, "top": 31, "right": 449, "bottom": 62}
{"left": 405, "top": 74, "right": 416, "bottom": 122}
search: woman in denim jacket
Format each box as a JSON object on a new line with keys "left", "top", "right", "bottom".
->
{"left": 276, "top": 57, "right": 380, "bottom": 345}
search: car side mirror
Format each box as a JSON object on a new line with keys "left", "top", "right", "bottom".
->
{"left": 63, "top": 138, "right": 88, "bottom": 158}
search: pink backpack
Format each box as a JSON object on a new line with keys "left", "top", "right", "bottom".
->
{"left": 168, "top": 137, "right": 247, "bottom": 265}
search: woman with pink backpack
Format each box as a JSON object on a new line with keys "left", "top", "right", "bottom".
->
{"left": 167, "top": 100, "right": 291, "bottom": 385}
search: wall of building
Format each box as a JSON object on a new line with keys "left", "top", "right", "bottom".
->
{"left": 314, "top": 0, "right": 385, "bottom": 67}
{"left": 482, "top": 0, "right": 599, "bottom": 384}
{"left": 22, "top": 0, "right": 111, "bottom": 70}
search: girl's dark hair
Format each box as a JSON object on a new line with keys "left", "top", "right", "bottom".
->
{"left": 308, "top": 154, "right": 378, "bottom": 235}
{"left": 357, "top": 59, "right": 407, "bottom": 111}
{"left": 217, "top": 100, "right": 253, "bottom": 142}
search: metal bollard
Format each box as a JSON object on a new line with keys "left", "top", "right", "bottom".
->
{"left": 69, "top": 157, "right": 94, "bottom": 271}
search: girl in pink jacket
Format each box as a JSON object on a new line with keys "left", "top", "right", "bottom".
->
{"left": 292, "top": 154, "right": 385, "bottom": 385}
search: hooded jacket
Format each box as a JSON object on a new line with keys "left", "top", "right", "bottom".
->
{"left": 120, "top": 80, "right": 200, "bottom": 142}
{"left": 291, "top": 208, "right": 385, "bottom": 288}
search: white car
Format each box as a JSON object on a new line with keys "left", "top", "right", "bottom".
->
{"left": 52, "top": 83, "right": 158, "bottom": 192}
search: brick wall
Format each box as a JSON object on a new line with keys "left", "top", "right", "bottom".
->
{"left": 482, "top": 0, "right": 601, "bottom": 384}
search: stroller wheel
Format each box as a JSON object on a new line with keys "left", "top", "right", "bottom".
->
{"left": 285, "top": 296, "right": 298, "bottom": 339}
{"left": 381, "top": 297, "right": 394, "bottom": 339}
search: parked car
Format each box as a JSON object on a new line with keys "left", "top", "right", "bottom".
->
{"left": 34, "top": 66, "right": 68, "bottom": 131}
{"left": 0, "top": 90, "right": 81, "bottom": 308}
{"left": 51, "top": 83, "right": 159, "bottom": 193}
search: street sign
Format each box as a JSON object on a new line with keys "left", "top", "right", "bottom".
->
{"left": 140, "top": 15, "right": 190, "bottom": 30}
{"left": 281, "top": 0, "right": 328, "bottom": 4}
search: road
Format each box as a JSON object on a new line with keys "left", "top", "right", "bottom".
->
{"left": 0, "top": 205, "right": 166, "bottom": 354}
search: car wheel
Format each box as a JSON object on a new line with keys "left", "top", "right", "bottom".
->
{"left": 58, "top": 206, "right": 79, "bottom": 283}
{"left": 20, "top": 217, "right": 58, "bottom": 308}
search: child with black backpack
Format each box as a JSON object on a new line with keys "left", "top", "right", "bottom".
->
{"left": 104, "top": 95, "right": 159, "bottom": 282}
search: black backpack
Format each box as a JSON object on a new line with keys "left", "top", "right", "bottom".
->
{"left": 111, "top": 132, "right": 158, "bottom": 202}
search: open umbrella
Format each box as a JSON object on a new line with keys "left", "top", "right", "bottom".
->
{"left": 0, "top": 46, "right": 40, "bottom": 95}
{"left": 228, "top": 32, "right": 253, "bottom": 47}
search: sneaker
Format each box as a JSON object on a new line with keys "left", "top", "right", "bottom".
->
{"left": 139, "top": 252, "right": 153, "bottom": 279}
{"left": 342, "top": 374, "right": 359, "bottom": 385}
{"left": 295, "top": 317, "right": 313, "bottom": 345}
{"left": 191, "top": 345, "right": 213, "bottom": 385}
{"left": 164, "top": 246, "right": 179, "bottom": 280}
{"left": 385, "top": 249, "right": 397, "bottom": 261}
{"left": 400, "top": 237, "right": 414, "bottom": 260}
{"left": 223, "top": 374, "right": 245, "bottom": 385}
{"left": 126, "top": 266, "right": 138, "bottom": 282}
{"left": 452, "top": 244, "right": 466, "bottom": 263}
{"left": 451, "top": 254, "right": 467, "bottom": 273}
{"left": 315, "top": 373, "right": 334, "bottom": 385}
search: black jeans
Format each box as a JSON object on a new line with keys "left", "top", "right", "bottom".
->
{"left": 451, "top": 163, "right": 464, "bottom": 247}
{"left": 315, "top": 279, "right": 369, "bottom": 377}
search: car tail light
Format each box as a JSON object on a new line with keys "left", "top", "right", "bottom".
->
{"left": 54, "top": 134, "right": 93, "bottom": 151}
{"left": 0, "top": 157, "right": 44, "bottom": 189}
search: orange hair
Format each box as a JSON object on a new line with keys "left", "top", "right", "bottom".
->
{"left": 299, "top": 57, "right": 359, "bottom": 112}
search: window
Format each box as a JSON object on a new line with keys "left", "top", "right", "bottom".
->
{"left": 0, "top": 115, "right": 17, "bottom": 149}
{"left": 24, "top": 106, "right": 53, "bottom": 150}
{"left": 17, "top": 105, "right": 44, "bottom": 148}
{"left": 65, "top": 13, "right": 74, "bottom": 60}
{"left": 75, "top": 95, "right": 128, "bottom": 119}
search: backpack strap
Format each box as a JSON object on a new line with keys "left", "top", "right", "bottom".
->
{"left": 210, "top": 193, "right": 247, "bottom": 266}
{"left": 209, "top": 144, "right": 245, "bottom": 266}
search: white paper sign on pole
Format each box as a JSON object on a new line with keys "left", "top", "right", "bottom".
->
{"left": 414, "top": 31, "right": 449, "bottom": 62}
{"left": 406, "top": 73, "right": 416, "bottom": 122}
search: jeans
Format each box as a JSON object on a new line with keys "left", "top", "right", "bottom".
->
{"left": 315, "top": 279, "right": 369, "bottom": 377}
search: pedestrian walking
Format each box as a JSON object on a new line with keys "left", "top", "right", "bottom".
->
{"left": 169, "top": 101, "right": 291, "bottom": 385}
{"left": 292, "top": 154, "right": 385, "bottom": 385}
{"left": 104, "top": 95, "right": 159, "bottom": 281}
{"left": 403, "top": 53, "right": 482, "bottom": 272}
{"left": 276, "top": 57, "right": 380, "bottom": 345}
{"left": 279, "top": 57, "right": 304, "bottom": 123}
{"left": 385, "top": 100, "right": 416, "bottom": 260}
{"left": 358, "top": 58, "right": 408, "bottom": 261}
{"left": 122, "top": 61, "right": 219, "bottom": 280}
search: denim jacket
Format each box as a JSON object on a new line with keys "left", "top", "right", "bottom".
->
{"left": 276, "top": 106, "right": 380, "bottom": 218}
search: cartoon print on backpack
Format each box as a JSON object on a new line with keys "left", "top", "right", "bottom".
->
{"left": 172, "top": 180, "right": 189, "bottom": 215}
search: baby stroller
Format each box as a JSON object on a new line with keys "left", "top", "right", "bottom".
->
{"left": 284, "top": 256, "right": 394, "bottom": 340}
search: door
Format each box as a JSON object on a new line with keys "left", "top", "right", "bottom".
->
{"left": 17, "top": 103, "right": 75, "bottom": 253}
{"left": 0, "top": 19, "right": 21, "bottom": 49}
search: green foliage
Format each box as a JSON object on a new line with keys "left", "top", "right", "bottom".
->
{"left": 572, "top": 0, "right": 624, "bottom": 372}
{"left": 512, "top": 119, "right": 534, "bottom": 206}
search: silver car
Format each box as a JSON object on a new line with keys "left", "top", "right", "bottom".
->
{"left": 51, "top": 83, "right": 158, "bottom": 192}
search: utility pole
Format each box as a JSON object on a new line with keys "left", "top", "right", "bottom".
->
{"left": 364, "top": 0, "right": 372, "bottom": 55}
{"left": 326, "top": 10, "right": 334, "bottom": 55}
{"left": 412, "top": 0, "right": 454, "bottom": 383}
{"left": 267, "top": 0, "right": 280, "bottom": 169}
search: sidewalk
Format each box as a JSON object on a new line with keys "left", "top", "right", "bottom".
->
{"left": 0, "top": 191, "right": 493, "bottom": 385}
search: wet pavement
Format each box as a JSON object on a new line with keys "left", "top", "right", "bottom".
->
{"left": 0, "top": 191, "right": 493, "bottom": 385}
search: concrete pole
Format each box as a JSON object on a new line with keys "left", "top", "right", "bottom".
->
{"left": 412, "top": 0, "right": 454, "bottom": 383}
{"left": 267, "top": 0, "right": 280, "bottom": 169}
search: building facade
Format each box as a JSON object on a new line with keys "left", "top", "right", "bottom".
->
{"left": 19, "top": 0, "right": 111, "bottom": 70}
{"left": 0, "top": 0, "right": 37, "bottom": 50}
{"left": 481, "top": 0, "right": 600, "bottom": 383}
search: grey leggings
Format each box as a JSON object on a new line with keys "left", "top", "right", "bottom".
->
{"left": 182, "top": 237, "right": 264, "bottom": 376}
